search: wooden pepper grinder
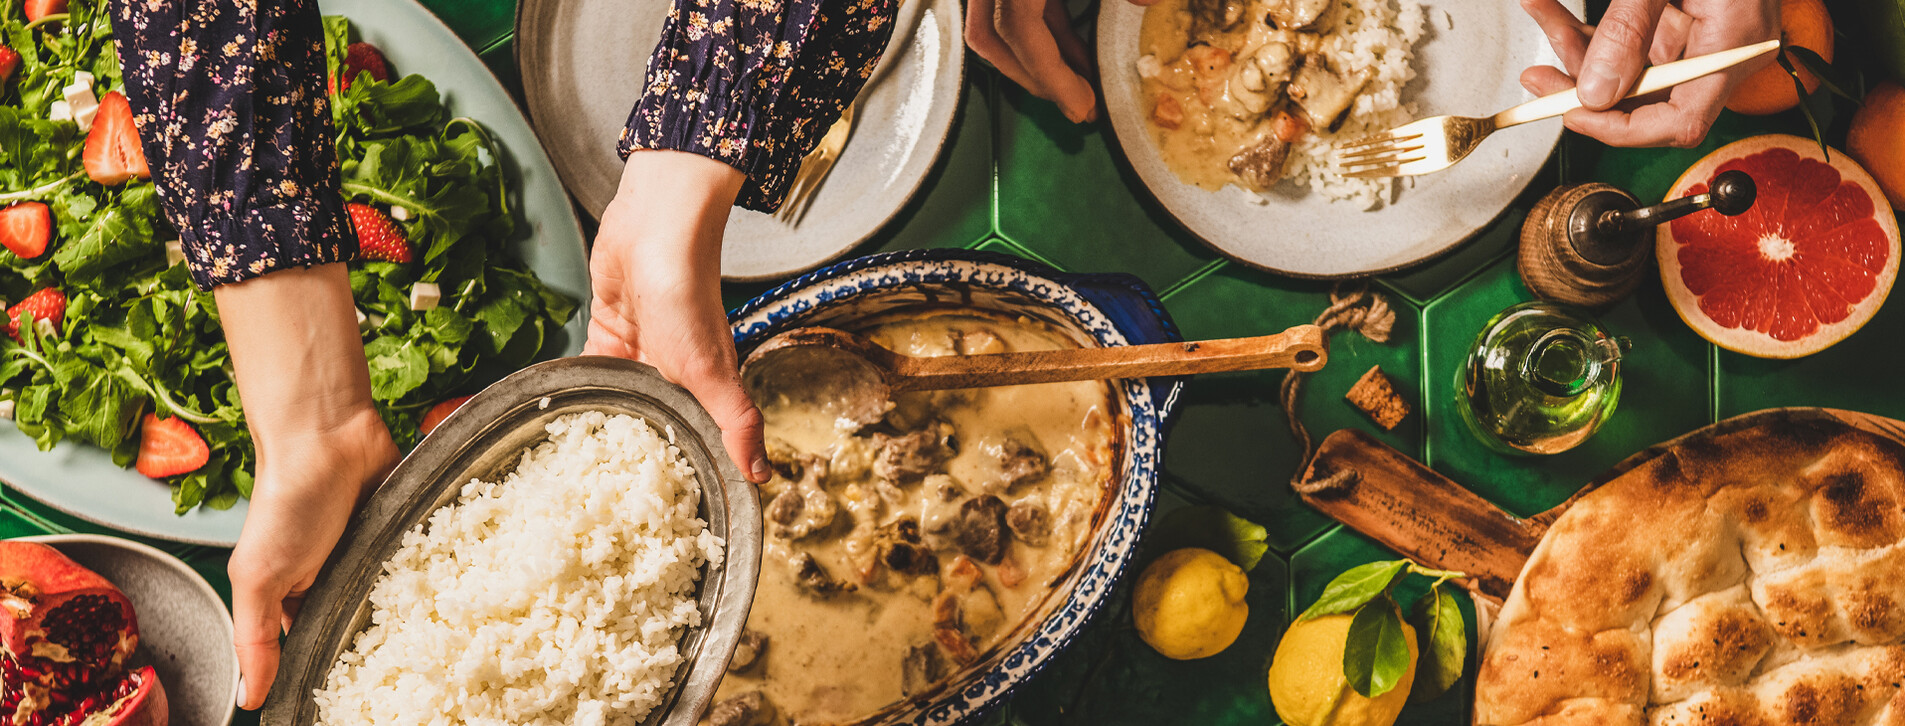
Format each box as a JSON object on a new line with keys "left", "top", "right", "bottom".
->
{"left": 1518, "top": 170, "right": 1756, "bottom": 308}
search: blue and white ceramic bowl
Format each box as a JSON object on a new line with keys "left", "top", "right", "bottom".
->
{"left": 730, "top": 249, "right": 1184, "bottom": 725}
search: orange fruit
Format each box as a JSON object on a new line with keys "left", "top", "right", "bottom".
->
{"left": 1724, "top": 0, "right": 1834, "bottom": 116}
{"left": 1657, "top": 134, "right": 1900, "bottom": 359}
{"left": 1848, "top": 82, "right": 1905, "bottom": 211}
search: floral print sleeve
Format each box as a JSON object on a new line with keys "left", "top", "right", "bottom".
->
{"left": 620, "top": 0, "right": 898, "bottom": 212}
{"left": 108, "top": 0, "right": 353, "bottom": 290}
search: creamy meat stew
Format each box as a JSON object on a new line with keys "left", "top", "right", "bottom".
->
{"left": 1138, "top": 0, "right": 1373, "bottom": 190}
{"left": 706, "top": 310, "right": 1121, "bottom": 726}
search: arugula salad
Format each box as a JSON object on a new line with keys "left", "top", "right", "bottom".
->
{"left": 0, "top": 2, "right": 576, "bottom": 514}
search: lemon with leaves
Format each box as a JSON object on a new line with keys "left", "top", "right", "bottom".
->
{"left": 1268, "top": 559, "right": 1471, "bottom": 726}
{"left": 1268, "top": 612, "right": 1416, "bottom": 726}
{"left": 1132, "top": 547, "right": 1250, "bottom": 659}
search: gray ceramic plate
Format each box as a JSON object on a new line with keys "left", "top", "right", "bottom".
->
{"left": 262, "top": 357, "right": 761, "bottom": 726}
{"left": 1097, "top": 0, "right": 1575, "bottom": 277}
{"left": 516, "top": 0, "right": 964, "bottom": 281}
{"left": 13, "top": 534, "right": 238, "bottom": 726}
{"left": 0, "top": 0, "right": 592, "bottom": 546}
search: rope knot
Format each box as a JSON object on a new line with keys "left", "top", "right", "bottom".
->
{"left": 1282, "top": 281, "right": 1395, "bottom": 488}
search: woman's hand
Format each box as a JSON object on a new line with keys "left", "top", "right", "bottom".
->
{"left": 966, "top": 0, "right": 1101, "bottom": 123}
{"left": 586, "top": 150, "right": 771, "bottom": 484}
{"left": 215, "top": 263, "right": 400, "bottom": 710}
{"left": 1519, "top": 0, "right": 1779, "bottom": 147}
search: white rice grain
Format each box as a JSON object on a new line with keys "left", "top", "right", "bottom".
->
{"left": 1276, "top": 0, "right": 1426, "bottom": 208}
{"left": 313, "top": 412, "right": 721, "bottom": 726}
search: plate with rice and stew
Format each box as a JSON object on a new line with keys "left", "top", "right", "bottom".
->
{"left": 1097, "top": 0, "right": 1576, "bottom": 277}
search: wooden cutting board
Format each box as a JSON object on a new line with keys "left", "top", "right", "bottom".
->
{"left": 1293, "top": 407, "right": 1905, "bottom": 606}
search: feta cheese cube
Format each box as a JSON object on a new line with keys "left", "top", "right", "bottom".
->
{"left": 71, "top": 71, "right": 94, "bottom": 89}
{"left": 388, "top": 205, "right": 410, "bottom": 221}
{"left": 367, "top": 312, "right": 386, "bottom": 329}
{"left": 62, "top": 82, "right": 96, "bottom": 113}
{"left": 0, "top": 399, "right": 13, "bottom": 421}
{"left": 356, "top": 307, "right": 373, "bottom": 331}
{"left": 409, "top": 282, "right": 441, "bottom": 311}
{"left": 73, "top": 102, "right": 97, "bottom": 132}
{"left": 49, "top": 101, "right": 72, "bottom": 122}
{"left": 164, "top": 240, "right": 185, "bottom": 266}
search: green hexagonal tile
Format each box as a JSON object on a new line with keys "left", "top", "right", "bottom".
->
{"left": 1157, "top": 264, "right": 1423, "bottom": 552}
{"left": 1421, "top": 257, "right": 1713, "bottom": 517}
{"left": 1715, "top": 283, "right": 1905, "bottom": 420}
{"left": 992, "top": 79, "right": 1219, "bottom": 290}
{"left": 1379, "top": 152, "right": 1560, "bottom": 305}
{"left": 1288, "top": 526, "right": 1478, "bottom": 725}
{"left": 417, "top": 0, "right": 517, "bottom": 56}
{"left": 995, "top": 490, "right": 1290, "bottom": 726}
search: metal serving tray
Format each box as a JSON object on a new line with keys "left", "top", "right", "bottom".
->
{"left": 262, "top": 356, "right": 761, "bottom": 726}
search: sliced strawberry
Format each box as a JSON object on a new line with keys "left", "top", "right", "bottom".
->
{"left": 0, "top": 47, "right": 20, "bottom": 84}
{"left": 0, "top": 201, "right": 51, "bottom": 259}
{"left": 24, "top": 0, "right": 66, "bottom": 23}
{"left": 134, "top": 414, "right": 210, "bottom": 478}
{"left": 420, "top": 395, "right": 473, "bottom": 436}
{"left": 347, "top": 202, "right": 412, "bottom": 263}
{"left": 5, "top": 287, "right": 64, "bottom": 341}
{"left": 83, "top": 91, "right": 150, "bottom": 186}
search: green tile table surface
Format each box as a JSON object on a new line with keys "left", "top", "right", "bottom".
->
{"left": 4, "top": 1, "right": 1900, "bottom": 724}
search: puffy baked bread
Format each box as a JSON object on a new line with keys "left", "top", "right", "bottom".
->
{"left": 1475, "top": 412, "right": 1905, "bottom": 726}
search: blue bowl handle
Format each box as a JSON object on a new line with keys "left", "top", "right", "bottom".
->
{"left": 1046, "top": 270, "right": 1187, "bottom": 430}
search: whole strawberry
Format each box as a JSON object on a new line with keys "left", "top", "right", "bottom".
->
{"left": 333, "top": 42, "right": 390, "bottom": 93}
{"left": 347, "top": 202, "right": 413, "bottom": 263}
{"left": 5, "top": 287, "right": 65, "bottom": 341}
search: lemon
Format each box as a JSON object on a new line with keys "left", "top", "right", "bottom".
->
{"left": 1267, "top": 614, "right": 1417, "bottom": 726}
{"left": 1132, "top": 547, "right": 1250, "bottom": 659}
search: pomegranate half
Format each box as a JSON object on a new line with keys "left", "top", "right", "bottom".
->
{"left": 1, "top": 541, "right": 168, "bottom": 726}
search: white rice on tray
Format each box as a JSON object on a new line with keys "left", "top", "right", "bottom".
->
{"left": 313, "top": 412, "right": 722, "bottom": 726}
{"left": 1282, "top": 0, "right": 1426, "bottom": 208}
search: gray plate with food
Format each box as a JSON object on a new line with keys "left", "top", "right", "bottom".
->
{"left": 516, "top": 0, "right": 963, "bottom": 281}
{"left": 262, "top": 357, "right": 759, "bottom": 726}
{"left": 1098, "top": 0, "right": 1575, "bottom": 277}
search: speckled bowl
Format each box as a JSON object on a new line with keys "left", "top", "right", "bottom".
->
{"left": 13, "top": 534, "right": 238, "bottom": 726}
{"left": 729, "top": 248, "right": 1185, "bottom": 725}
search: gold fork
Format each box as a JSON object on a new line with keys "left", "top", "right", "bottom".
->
{"left": 777, "top": 103, "right": 857, "bottom": 225}
{"left": 1337, "top": 39, "right": 1779, "bottom": 179}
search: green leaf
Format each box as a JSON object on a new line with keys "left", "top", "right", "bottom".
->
{"left": 1775, "top": 49, "right": 1829, "bottom": 160}
{"left": 1343, "top": 601, "right": 1411, "bottom": 699}
{"left": 364, "top": 336, "right": 429, "bottom": 401}
{"left": 1407, "top": 584, "right": 1467, "bottom": 703}
{"left": 1782, "top": 45, "right": 1856, "bottom": 103}
{"left": 1149, "top": 505, "right": 1269, "bottom": 572}
{"left": 1299, "top": 560, "right": 1407, "bottom": 621}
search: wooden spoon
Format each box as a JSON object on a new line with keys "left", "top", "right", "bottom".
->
{"left": 741, "top": 324, "right": 1328, "bottom": 428}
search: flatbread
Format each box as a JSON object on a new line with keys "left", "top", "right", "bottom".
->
{"left": 1475, "top": 412, "right": 1905, "bottom": 726}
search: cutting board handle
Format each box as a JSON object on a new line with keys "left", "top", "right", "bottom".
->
{"left": 1295, "top": 429, "right": 1552, "bottom": 604}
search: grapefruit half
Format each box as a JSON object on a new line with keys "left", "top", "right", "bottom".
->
{"left": 1657, "top": 134, "right": 1901, "bottom": 359}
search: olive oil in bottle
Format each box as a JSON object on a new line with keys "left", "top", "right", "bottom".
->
{"left": 1457, "top": 301, "right": 1630, "bottom": 455}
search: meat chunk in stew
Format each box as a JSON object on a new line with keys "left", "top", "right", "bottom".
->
{"left": 709, "top": 691, "right": 775, "bottom": 726}
{"left": 876, "top": 517, "right": 940, "bottom": 577}
{"left": 901, "top": 642, "right": 947, "bottom": 696}
{"left": 871, "top": 423, "right": 956, "bottom": 486}
{"left": 978, "top": 433, "right": 1050, "bottom": 493}
{"left": 791, "top": 552, "right": 854, "bottom": 596}
{"left": 931, "top": 556, "right": 1006, "bottom": 665}
{"left": 728, "top": 630, "right": 769, "bottom": 673}
{"left": 1005, "top": 499, "right": 1053, "bottom": 547}
{"left": 949, "top": 495, "right": 1011, "bottom": 565}
{"left": 1288, "top": 56, "right": 1372, "bottom": 132}
{"left": 766, "top": 456, "right": 837, "bottom": 539}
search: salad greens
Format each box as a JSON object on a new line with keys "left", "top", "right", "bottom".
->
{"left": 0, "top": 3, "right": 575, "bottom": 513}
